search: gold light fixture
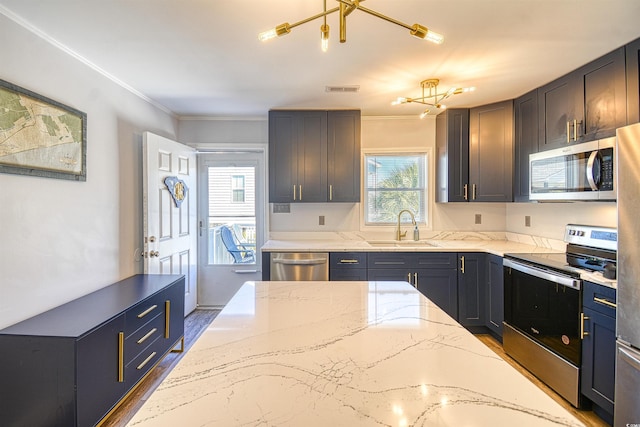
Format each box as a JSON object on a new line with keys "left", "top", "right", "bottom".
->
{"left": 258, "top": 0, "right": 444, "bottom": 52}
{"left": 392, "top": 79, "right": 475, "bottom": 118}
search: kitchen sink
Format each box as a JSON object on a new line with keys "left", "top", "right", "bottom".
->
{"left": 366, "top": 240, "right": 438, "bottom": 248}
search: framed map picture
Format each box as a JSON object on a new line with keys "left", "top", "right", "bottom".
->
{"left": 0, "top": 79, "right": 87, "bottom": 181}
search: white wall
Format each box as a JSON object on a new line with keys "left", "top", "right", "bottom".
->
{"left": 0, "top": 14, "right": 178, "bottom": 328}
{"left": 506, "top": 202, "right": 617, "bottom": 239}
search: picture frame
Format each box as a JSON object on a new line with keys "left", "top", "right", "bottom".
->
{"left": 0, "top": 78, "right": 87, "bottom": 181}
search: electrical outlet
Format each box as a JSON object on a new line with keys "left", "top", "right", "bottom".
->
{"left": 319, "top": 215, "right": 325, "bottom": 225}
{"left": 525, "top": 215, "right": 531, "bottom": 227}
{"left": 273, "top": 203, "right": 290, "bottom": 213}
{"left": 475, "top": 214, "right": 482, "bottom": 224}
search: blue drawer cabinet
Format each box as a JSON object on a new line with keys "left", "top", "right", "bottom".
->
{"left": 0, "top": 274, "right": 185, "bottom": 427}
{"left": 330, "top": 252, "right": 367, "bottom": 281}
{"left": 581, "top": 280, "right": 616, "bottom": 424}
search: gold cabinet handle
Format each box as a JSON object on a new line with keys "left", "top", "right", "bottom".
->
{"left": 137, "top": 328, "right": 158, "bottom": 345}
{"left": 472, "top": 184, "right": 477, "bottom": 200}
{"left": 407, "top": 273, "right": 412, "bottom": 284}
{"left": 339, "top": 259, "right": 359, "bottom": 264}
{"left": 329, "top": 184, "right": 333, "bottom": 201}
{"left": 137, "top": 304, "right": 158, "bottom": 319}
{"left": 413, "top": 272, "right": 418, "bottom": 288}
{"left": 463, "top": 184, "right": 468, "bottom": 200}
{"left": 460, "top": 256, "right": 465, "bottom": 273}
{"left": 293, "top": 185, "right": 296, "bottom": 201}
{"left": 581, "top": 312, "right": 590, "bottom": 339}
{"left": 136, "top": 352, "right": 157, "bottom": 370}
{"left": 593, "top": 297, "right": 617, "bottom": 309}
{"left": 118, "top": 332, "right": 124, "bottom": 382}
{"left": 165, "top": 300, "right": 170, "bottom": 338}
{"left": 299, "top": 185, "right": 302, "bottom": 200}
{"left": 573, "top": 119, "right": 578, "bottom": 141}
{"left": 567, "top": 121, "right": 571, "bottom": 143}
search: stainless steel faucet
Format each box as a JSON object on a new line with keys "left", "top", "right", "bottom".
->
{"left": 396, "top": 209, "right": 416, "bottom": 241}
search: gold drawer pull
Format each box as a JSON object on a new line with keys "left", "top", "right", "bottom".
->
{"left": 137, "top": 304, "right": 158, "bottom": 318}
{"left": 165, "top": 300, "right": 170, "bottom": 338}
{"left": 118, "top": 332, "right": 124, "bottom": 382}
{"left": 136, "top": 352, "right": 157, "bottom": 370}
{"left": 137, "top": 328, "right": 157, "bottom": 345}
{"left": 339, "top": 259, "right": 359, "bottom": 264}
{"left": 593, "top": 297, "right": 617, "bottom": 309}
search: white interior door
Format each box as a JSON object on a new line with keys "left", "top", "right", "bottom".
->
{"left": 197, "top": 151, "right": 266, "bottom": 307}
{"left": 143, "top": 132, "right": 198, "bottom": 316}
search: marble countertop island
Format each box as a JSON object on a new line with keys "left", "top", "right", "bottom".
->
{"left": 128, "top": 281, "right": 584, "bottom": 427}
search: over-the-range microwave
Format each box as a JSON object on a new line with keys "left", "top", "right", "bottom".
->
{"left": 529, "top": 137, "right": 616, "bottom": 201}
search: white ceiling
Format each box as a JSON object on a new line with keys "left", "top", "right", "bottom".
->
{"left": 1, "top": 0, "right": 639, "bottom": 118}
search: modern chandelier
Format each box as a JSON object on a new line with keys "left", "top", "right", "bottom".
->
{"left": 392, "top": 79, "right": 475, "bottom": 118}
{"left": 258, "top": 0, "right": 444, "bottom": 52}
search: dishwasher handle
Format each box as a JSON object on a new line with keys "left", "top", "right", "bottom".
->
{"left": 272, "top": 257, "right": 328, "bottom": 266}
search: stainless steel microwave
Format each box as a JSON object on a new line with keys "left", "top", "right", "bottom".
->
{"left": 529, "top": 137, "right": 616, "bottom": 201}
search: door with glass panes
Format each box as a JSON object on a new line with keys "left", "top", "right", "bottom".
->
{"left": 197, "top": 151, "right": 265, "bottom": 307}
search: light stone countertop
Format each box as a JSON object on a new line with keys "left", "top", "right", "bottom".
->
{"left": 261, "top": 236, "right": 564, "bottom": 257}
{"left": 127, "top": 281, "right": 584, "bottom": 427}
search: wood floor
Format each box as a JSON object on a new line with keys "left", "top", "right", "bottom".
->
{"left": 101, "top": 310, "right": 609, "bottom": 427}
{"left": 475, "top": 334, "right": 609, "bottom": 427}
{"left": 100, "top": 308, "right": 221, "bottom": 427}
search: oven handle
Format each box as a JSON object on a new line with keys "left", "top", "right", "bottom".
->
{"left": 503, "top": 258, "right": 581, "bottom": 290}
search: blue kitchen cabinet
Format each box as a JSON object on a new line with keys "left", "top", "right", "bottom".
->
{"left": 486, "top": 254, "right": 504, "bottom": 338}
{"left": 329, "top": 252, "right": 368, "bottom": 281}
{"left": 457, "top": 253, "right": 487, "bottom": 329}
{"left": 368, "top": 252, "right": 458, "bottom": 320}
{"left": 581, "top": 280, "right": 616, "bottom": 424}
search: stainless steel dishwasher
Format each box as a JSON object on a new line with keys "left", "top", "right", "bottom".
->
{"left": 270, "top": 252, "right": 329, "bottom": 281}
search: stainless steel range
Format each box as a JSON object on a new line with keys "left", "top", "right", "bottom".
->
{"left": 503, "top": 224, "right": 617, "bottom": 408}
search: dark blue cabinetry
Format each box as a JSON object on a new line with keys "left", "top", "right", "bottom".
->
{"left": 581, "top": 280, "right": 616, "bottom": 424}
{"left": 0, "top": 274, "right": 185, "bottom": 427}
{"left": 458, "top": 253, "right": 487, "bottom": 328}
{"left": 329, "top": 252, "right": 368, "bottom": 281}
{"left": 368, "top": 252, "right": 459, "bottom": 320}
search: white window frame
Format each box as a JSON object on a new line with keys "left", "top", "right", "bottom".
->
{"left": 360, "top": 148, "right": 433, "bottom": 232}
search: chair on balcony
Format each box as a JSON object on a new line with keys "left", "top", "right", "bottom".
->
{"left": 220, "top": 226, "right": 255, "bottom": 264}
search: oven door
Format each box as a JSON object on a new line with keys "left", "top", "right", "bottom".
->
{"left": 503, "top": 259, "right": 582, "bottom": 365}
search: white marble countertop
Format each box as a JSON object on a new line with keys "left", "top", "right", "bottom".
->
{"left": 260, "top": 231, "right": 567, "bottom": 257}
{"left": 128, "top": 281, "right": 584, "bottom": 427}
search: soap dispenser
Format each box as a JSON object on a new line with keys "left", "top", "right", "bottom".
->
{"left": 413, "top": 225, "right": 420, "bottom": 241}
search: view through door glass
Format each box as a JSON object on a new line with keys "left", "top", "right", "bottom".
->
{"left": 207, "top": 165, "right": 257, "bottom": 265}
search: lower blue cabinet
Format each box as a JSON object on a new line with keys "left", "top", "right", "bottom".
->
{"left": 581, "top": 281, "right": 616, "bottom": 423}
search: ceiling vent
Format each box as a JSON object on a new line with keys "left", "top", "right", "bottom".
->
{"left": 325, "top": 85, "right": 360, "bottom": 93}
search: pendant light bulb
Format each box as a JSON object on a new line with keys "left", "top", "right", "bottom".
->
{"left": 321, "top": 24, "right": 330, "bottom": 52}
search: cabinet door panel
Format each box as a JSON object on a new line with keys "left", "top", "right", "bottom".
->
{"left": 415, "top": 269, "right": 458, "bottom": 320}
{"left": 368, "top": 268, "right": 414, "bottom": 283}
{"left": 77, "top": 314, "right": 126, "bottom": 427}
{"left": 538, "top": 74, "right": 578, "bottom": 150}
{"left": 487, "top": 255, "right": 504, "bottom": 337}
{"left": 330, "top": 269, "right": 367, "bottom": 281}
{"left": 297, "top": 111, "right": 327, "bottom": 202}
{"left": 514, "top": 90, "right": 538, "bottom": 202}
{"left": 269, "top": 111, "right": 298, "bottom": 202}
{"left": 457, "top": 253, "right": 486, "bottom": 326}
{"left": 626, "top": 38, "right": 640, "bottom": 124}
{"left": 327, "top": 110, "right": 361, "bottom": 202}
{"left": 580, "top": 47, "right": 626, "bottom": 141}
{"left": 469, "top": 101, "right": 514, "bottom": 202}
{"left": 436, "top": 109, "right": 469, "bottom": 202}
{"left": 581, "top": 307, "right": 616, "bottom": 415}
